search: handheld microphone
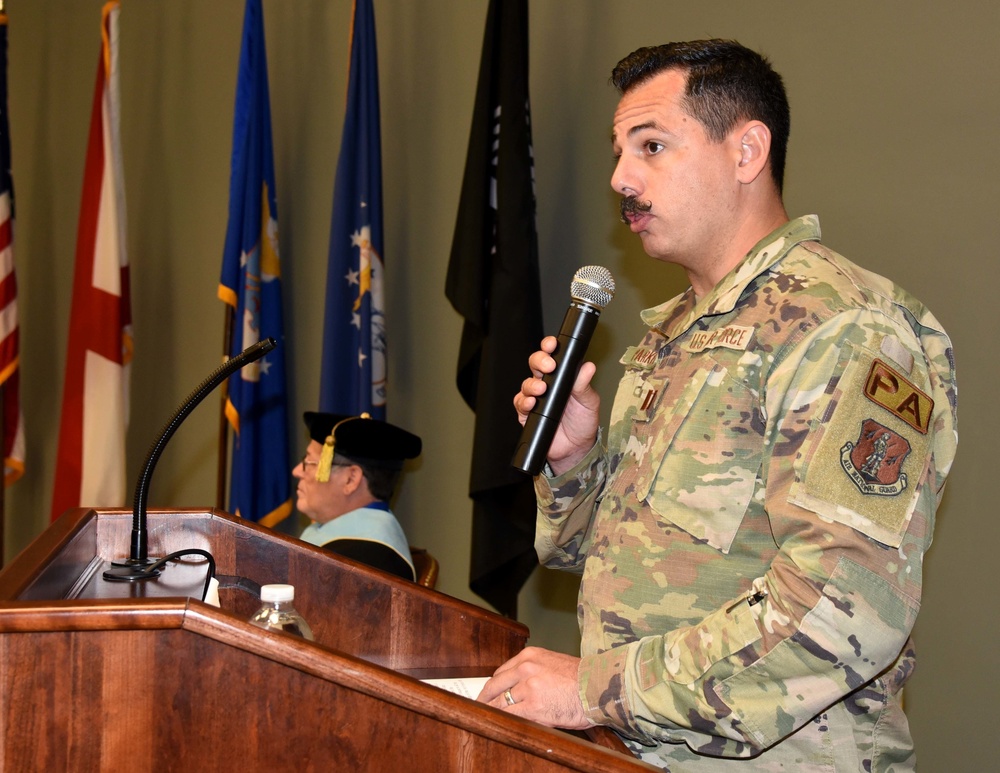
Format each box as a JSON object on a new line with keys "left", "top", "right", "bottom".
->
{"left": 103, "top": 337, "right": 277, "bottom": 582}
{"left": 511, "top": 266, "right": 615, "bottom": 475}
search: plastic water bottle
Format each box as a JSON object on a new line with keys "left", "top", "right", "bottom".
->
{"left": 248, "top": 584, "right": 314, "bottom": 640}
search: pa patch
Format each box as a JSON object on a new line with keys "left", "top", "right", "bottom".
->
{"left": 841, "top": 419, "right": 911, "bottom": 496}
{"left": 864, "top": 359, "right": 933, "bottom": 434}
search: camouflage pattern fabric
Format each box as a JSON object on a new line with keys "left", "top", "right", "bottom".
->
{"left": 534, "top": 216, "right": 958, "bottom": 771}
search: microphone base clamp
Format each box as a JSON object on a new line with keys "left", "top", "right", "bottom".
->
{"left": 102, "top": 557, "right": 163, "bottom": 582}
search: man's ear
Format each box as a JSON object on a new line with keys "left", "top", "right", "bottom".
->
{"left": 342, "top": 464, "right": 366, "bottom": 496}
{"left": 736, "top": 121, "right": 771, "bottom": 185}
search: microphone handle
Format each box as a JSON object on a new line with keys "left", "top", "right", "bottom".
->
{"left": 511, "top": 302, "right": 600, "bottom": 475}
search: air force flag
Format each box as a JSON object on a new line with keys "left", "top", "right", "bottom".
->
{"left": 319, "top": 0, "right": 386, "bottom": 419}
{"left": 218, "top": 0, "right": 292, "bottom": 527}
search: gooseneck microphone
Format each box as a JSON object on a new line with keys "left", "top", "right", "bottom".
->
{"left": 511, "top": 266, "right": 615, "bottom": 475}
{"left": 103, "top": 337, "right": 277, "bottom": 582}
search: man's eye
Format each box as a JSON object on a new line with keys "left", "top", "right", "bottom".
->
{"left": 645, "top": 141, "right": 664, "bottom": 155}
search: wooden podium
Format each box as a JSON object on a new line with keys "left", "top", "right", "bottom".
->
{"left": 0, "top": 508, "right": 652, "bottom": 771}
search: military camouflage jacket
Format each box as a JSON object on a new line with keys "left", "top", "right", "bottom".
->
{"left": 535, "top": 216, "right": 958, "bottom": 771}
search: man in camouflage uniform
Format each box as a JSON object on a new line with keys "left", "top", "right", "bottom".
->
{"left": 478, "top": 40, "right": 958, "bottom": 771}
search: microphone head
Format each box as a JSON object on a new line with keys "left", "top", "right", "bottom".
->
{"left": 571, "top": 265, "right": 616, "bottom": 310}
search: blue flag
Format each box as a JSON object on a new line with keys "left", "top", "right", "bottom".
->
{"left": 319, "top": 0, "right": 386, "bottom": 419}
{"left": 218, "top": 0, "right": 291, "bottom": 527}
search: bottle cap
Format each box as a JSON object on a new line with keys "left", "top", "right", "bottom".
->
{"left": 260, "top": 584, "right": 295, "bottom": 603}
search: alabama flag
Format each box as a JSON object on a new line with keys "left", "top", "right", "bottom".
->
{"left": 51, "top": 1, "right": 131, "bottom": 520}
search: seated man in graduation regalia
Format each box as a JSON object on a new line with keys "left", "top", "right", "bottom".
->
{"left": 293, "top": 411, "right": 421, "bottom": 582}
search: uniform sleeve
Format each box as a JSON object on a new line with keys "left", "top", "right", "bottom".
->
{"left": 578, "top": 309, "right": 957, "bottom": 755}
{"left": 534, "top": 433, "right": 607, "bottom": 572}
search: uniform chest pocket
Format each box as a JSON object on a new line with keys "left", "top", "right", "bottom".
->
{"left": 636, "top": 360, "right": 764, "bottom": 553}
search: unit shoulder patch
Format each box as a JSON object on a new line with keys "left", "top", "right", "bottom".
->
{"left": 841, "top": 419, "right": 911, "bottom": 496}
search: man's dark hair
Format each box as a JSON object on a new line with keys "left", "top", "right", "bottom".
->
{"left": 335, "top": 454, "right": 401, "bottom": 502}
{"left": 611, "top": 40, "right": 790, "bottom": 193}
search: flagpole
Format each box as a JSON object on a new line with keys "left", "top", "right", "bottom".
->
{"left": 216, "top": 305, "right": 233, "bottom": 511}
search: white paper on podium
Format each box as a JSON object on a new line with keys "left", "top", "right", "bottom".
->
{"left": 421, "top": 676, "right": 490, "bottom": 700}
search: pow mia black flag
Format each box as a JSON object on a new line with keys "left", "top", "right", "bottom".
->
{"left": 445, "top": 0, "right": 543, "bottom": 617}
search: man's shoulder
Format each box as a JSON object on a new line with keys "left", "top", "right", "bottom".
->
{"left": 760, "top": 239, "right": 943, "bottom": 334}
{"left": 772, "top": 241, "right": 876, "bottom": 306}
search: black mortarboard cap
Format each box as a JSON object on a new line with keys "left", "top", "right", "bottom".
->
{"left": 303, "top": 412, "right": 421, "bottom": 479}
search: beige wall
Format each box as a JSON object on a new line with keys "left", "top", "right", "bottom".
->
{"left": 6, "top": 1, "right": 996, "bottom": 769}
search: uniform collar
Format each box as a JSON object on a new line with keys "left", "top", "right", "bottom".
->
{"left": 640, "top": 215, "right": 822, "bottom": 342}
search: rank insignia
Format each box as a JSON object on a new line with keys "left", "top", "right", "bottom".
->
{"left": 841, "top": 419, "right": 911, "bottom": 496}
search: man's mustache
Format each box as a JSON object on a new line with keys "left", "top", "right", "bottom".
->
{"left": 620, "top": 196, "right": 652, "bottom": 224}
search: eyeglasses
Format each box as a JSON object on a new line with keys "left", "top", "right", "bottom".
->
{"left": 300, "top": 456, "right": 353, "bottom": 473}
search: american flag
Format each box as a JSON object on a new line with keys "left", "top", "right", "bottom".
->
{"left": 0, "top": 9, "right": 24, "bottom": 487}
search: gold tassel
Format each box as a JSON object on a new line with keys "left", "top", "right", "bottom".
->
{"left": 316, "top": 434, "right": 336, "bottom": 482}
{"left": 316, "top": 414, "right": 371, "bottom": 482}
